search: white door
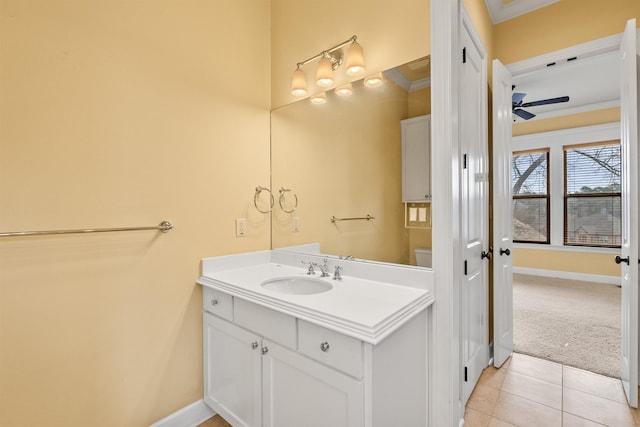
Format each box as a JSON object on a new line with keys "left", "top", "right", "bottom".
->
{"left": 619, "top": 18, "right": 639, "bottom": 408}
{"left": 460, "top": 11, "right": 488, "bottom": 404}
{"left": 491, "top": 59, "right": 514, "bottom": 368}
{"left": 261, "top": 340, "right": 364, "bottom": 427}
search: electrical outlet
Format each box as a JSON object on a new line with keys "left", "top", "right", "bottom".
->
{"left": 293, "top": 217, "right": 300, "bottom": 232}
{"left": 235, "top": 218, "right": 246, "bottom": 237}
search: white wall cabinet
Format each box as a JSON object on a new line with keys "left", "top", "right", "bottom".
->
{"left": 401, "top": 114, "right": 431, "bottom": 202}
{"left": 202, "top": 286, "right": 428, "bottom": 427}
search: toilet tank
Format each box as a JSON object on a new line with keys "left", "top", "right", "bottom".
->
{"left": 414, "top": 247, "right": 432, "bottom": 268}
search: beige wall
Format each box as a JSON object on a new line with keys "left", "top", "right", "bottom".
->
{"left": 494, "top": 0, "right": 640, "bottom": 65}
{"left": 271, "top": 0, "right": 430, "bottom": 108}
{"left": 0, "top": 1, "right": 271, "bottom": 426}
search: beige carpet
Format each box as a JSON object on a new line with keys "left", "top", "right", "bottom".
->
{"left": 513, "top": 273, "right": 620, "bottom": 378}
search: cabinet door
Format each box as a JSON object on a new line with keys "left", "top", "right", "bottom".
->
{"left": 262, "top": 340, "right": 364, "bottom": 427}
{"left": 401, "top": 115, "right": 431, "bottom": 202}
{"left": 204, "top": 313, "right": 262, "bottom": 427}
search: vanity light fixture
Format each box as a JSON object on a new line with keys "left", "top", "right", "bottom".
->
{"left": 335, "top": 83, "right": 353, "bottom": 97}
{"left": 345, "top": 41, "right": 365, "bottom": 75}
{"left": 290, "top": 35, "right": 365, "bottom": 97}
{"left": 310, "top": 92, "right": 328, "bottom": 104}
{"left": 316, "top": 54, "right": 335, "bottom": 87}
{"left": 364, "top": 72, "right": 384, "bottom": 88}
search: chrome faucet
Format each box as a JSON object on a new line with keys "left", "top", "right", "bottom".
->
{"left": 302, "top": 259, "right": 330, "bottom": 277}
{"left": 313, "top": 259, "right": 330, "bottom": 277}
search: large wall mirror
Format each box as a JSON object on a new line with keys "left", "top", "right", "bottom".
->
{"left": 271, "top": 56, "right": 432, "bottom": 267}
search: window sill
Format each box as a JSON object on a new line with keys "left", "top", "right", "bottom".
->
{"left": 513, "top": 243, "right": 619, "bottom": 255}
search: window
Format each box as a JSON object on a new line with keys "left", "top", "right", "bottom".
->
{"left": 564, "top": 142, "right": 621, "bottom": 248}
{"left": 512, "top": 149, "right": 549, "bottom": 243}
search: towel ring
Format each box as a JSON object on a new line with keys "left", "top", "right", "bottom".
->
{"left": 254, "top": 186, "right": 274, "bottom": 213}
{"left": 279, "top": 187, "right": 298, "bottom": 214}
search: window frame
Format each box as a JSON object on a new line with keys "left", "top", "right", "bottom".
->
{"left": 512, "top": 148, "right": 550, "bottom": 244}
{"left": 563, "top": 140, "right": 621, "bottom": 248}
{"left": 511, "top": 123, "right": 621, "bottom": 254}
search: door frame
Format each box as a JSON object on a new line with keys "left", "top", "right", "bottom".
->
{"left": 493, "top": 26, "right": 639, "bottom": 392}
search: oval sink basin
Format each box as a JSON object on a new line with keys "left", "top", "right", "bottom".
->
{"left": 261, "top": 277, "right": 333, "bottom": 295}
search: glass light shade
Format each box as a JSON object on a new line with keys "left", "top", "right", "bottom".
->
{"left": 316, "top": 56, "right": 334, "bottom": 87}
{"left": 310, "top": 92, "right": 328, "bottom": 104}
{"left": 335, "top": 83, "right": 353, "bottom": 97}
{"left": 345, "top": 42, "right": 365, "bottom": 75}
{"left": 290, "top": 68, "right": 308, "bottom": 96}
{"left": 364, "top": 72, "right": 384, "bottom": 88}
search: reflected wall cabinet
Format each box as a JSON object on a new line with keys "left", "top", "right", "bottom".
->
{"left": 401, "top": 114, "right": 431, "bottom": 202}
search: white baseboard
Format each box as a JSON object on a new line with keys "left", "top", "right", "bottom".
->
{"left": 148, "top": 399, "right": 215, "bottom": 427}
{"left": 513, "top": 267, "right": 620, "bottom": 285}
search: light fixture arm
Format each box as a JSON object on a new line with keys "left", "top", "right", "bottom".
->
{"left": 296, "top": 35, "right": 358, "bottom": 68}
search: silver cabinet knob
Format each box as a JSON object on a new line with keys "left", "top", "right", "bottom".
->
{"left": 211, "top": 299, "right": 219, "bottom": 306}
{"left": 261, "top": 346, "right": 269, "bottom": 355}
{"left": 251, "top": 341, "right": 259, "bottom": 350}
{"left": 320, "top": 342, "right": 330, "bottom": 352}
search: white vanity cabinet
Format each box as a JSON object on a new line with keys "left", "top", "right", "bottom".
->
{"left": 401, "top": 114, "right": 431, "bottom": 202}
{"left": 262, "top": 339, "right": 364, "bottom": 427}
{"left": 204, "top": 312, "right": 262, "bottom": 427}
{"left": 201, "top": 284, "right": 428, "bottom": 427}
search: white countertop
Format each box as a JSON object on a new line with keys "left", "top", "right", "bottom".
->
{"left": 197, "top": 250, "right": 434, "bottom": 344}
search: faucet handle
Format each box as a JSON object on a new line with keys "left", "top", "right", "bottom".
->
{"left": 333, "top": 265, "right": 342, "bottom": 281}
{"left": 301, "top": 260, "right": 315, "bottom": 275}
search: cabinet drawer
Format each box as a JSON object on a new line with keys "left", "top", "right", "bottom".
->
{"left": 298, "top": 320, "right": 363, "bottom": 379}
{"left": 202, "top": 287, "right": 233, "bottom": 321}
{"left": 234, "top": 298, "right": 297, "bottom": 349}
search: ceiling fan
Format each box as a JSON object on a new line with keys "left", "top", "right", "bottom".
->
{"left": 512, "top": 86, "right": 570, "bottom": 121}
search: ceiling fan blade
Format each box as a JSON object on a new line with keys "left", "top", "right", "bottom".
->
{"left": 512, "top": 92, "right": 526, "bottom": 105}
{"left": 521, "top": 96, "right": 570, "bottom": 108}
{"left": 513, "top": 108, "right": 536, "bottom": 120}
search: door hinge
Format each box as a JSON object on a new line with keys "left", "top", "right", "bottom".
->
{"left": 464, "top": 366, "right": 468, "bottom": 382}
{"left": 463, "top": 47, "right": 467, "bottom": 64}
{"left": 464, "top": 260, "right": 468, "bottom": 275}
{"left": 463, "top": 153, "right": 467, "bottom": 169}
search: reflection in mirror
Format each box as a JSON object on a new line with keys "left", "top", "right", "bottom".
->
{"left": 271, "top": 57, "right": 432, "bottom": 267}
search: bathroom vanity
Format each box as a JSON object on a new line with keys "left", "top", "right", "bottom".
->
{"left": 197, "top": 249, "right": 434, "bottom": 427}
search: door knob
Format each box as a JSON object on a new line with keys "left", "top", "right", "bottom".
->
{"left": 499, "top": 248, "right": 511, "bottom": 256}
{"left": 481, "top": 247, "right": 493, "bottom": 260}
{"left": 615, "top": 255, "right": 630, "bottom": 265}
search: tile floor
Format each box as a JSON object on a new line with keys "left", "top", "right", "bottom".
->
{"left": 466, "top": 353, "right": 639, "bottom": 427}
{"left": 198, "top": 353, "right": 639, "bottom": 427}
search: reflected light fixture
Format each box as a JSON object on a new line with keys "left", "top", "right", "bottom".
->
{"left": 335, "top": 83, "right": 353, "bottom": 97}
{"left": 310, "top": 92, "right": 328, "bottom": 104}
{"left": 364, "top": 72, "right": 384, "bottom": 88}
{"left": 290, "top": 66, "right": 308, "bottom": 96}
{"left": 290, "top": 35, "right": 365, "bottom": 97}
